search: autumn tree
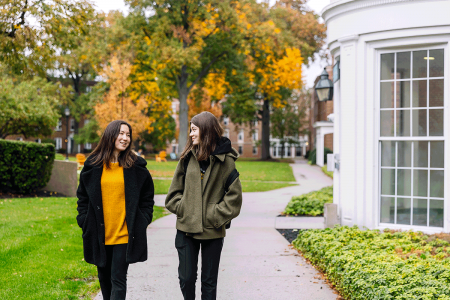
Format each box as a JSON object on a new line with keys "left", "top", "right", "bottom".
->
{"left": 94, "top": 55, "right": 151, "bottom": 136}
{"left": 222, "top": 0, "right": 326, "bottom": 159}
{"left": 0, "top": 76, "right": 71, "bottom": 139}
{"left": 125, "top": 0, "right": 258, "bottom": 154}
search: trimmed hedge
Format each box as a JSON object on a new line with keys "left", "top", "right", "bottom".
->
{"left": 283, "top": 186, "right": 333, "bottom": 216}
{"left": 293, "top": 226, "right": 450, "bottom": 300}
{"left": 0, "top": 139, "right": 55, "bottom": 193}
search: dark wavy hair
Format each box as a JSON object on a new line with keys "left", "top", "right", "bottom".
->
{"left": 180, "top": 112, "right": 224, "bottom": 161}
{"left": 88, "top": 120, "right": 137, "bottom": 168}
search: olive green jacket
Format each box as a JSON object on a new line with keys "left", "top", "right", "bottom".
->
{"left": 165, "top": 148, "right": 243, "bottom": 239}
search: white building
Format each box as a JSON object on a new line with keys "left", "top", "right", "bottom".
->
{"left": 324, "top": 0, "right": 449, "bottom": 233}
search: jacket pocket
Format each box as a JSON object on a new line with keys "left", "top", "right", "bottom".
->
{"left": 205, "top": 203, "right": 217, "bottom": 229}
{"left": 176, "top": 198, "right": 185, "bottom": 219}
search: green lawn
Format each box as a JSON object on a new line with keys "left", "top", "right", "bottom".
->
{"left": 150, "top": 160, "right": 297, "bottom": 194}
{"left": 55, "top": 154, "right": 77, "bottom": 162}
{"left": 0, "top": 197, "right": 167, "bottom": 300}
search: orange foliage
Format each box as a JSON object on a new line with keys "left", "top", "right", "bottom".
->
{"left": 187, "top": 86, "right": 222, "bottom": 120}
{"left": 94, "top": 55, "right": 152, "bottom": 135}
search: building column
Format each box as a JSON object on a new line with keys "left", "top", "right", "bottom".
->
{"left": 316, "top": 128, "right": 324, "bottom": 167}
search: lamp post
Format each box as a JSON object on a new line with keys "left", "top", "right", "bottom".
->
{"left": 315, "top": 68, "right": 334, "bottom": 102}
{"left": 65, "top": 107, "right": 70, "bottom": 161}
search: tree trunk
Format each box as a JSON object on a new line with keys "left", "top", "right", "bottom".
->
{"left": 177, "top": 70, "right": 189, "bottom": 155}
{"left": 281, "top": 139, "right": 285, "bottom": 159}
{"left": 261, "top": 99, "right": 271, "bottom": 160}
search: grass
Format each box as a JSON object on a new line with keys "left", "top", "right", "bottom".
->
{"left": 149, "top": 160, "right": 297, "bottom": 194}
{"left": 0, "top": 197, "right": 168, "bottom": 300}
{"left": 55, "top": 154, "right": 77, "bottom": 162}
{"left": 321, "top": 165, "right": 333, "bottom": 178}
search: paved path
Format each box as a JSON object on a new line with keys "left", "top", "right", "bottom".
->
{"left": 95, "top": 160, "right": 336, "bottom": 299}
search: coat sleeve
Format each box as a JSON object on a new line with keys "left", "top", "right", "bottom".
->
{"left": 76, "top": 169, "right": 89, "bottom": 229}
{"left": 165, "top": 159, "right": 185, "bottom": 215}
{"left": 213, "top": 166, "right": 243, "bottom": 228}
{"left": 139, "top": 170, "right": 155, "bottom": 225}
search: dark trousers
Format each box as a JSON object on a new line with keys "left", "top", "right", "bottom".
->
{"left": 175, "top": 230, "right": 224, "bottom": 300}
{"left": 97, "top": 243, "right": 129, "bottom": 300}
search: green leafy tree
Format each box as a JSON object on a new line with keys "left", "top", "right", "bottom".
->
{"left": 0, "top": 77, "right": 70, "bottom": 139}
{"left": 270, "top": 89, "right": 309, "bottom": 158}
{"left": 0, "top": 0, "right": 98, "bottom": 77}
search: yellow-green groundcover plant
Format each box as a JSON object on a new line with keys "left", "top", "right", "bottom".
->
{"left": 284, "top": 186, "right": 333, "bottom": 216}
{"left": 293, "top": 226, "right": 450, "bottom": 300}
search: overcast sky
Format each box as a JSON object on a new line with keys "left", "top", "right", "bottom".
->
{"left": 90, "top": 0, "right": 331, "bottom": 88}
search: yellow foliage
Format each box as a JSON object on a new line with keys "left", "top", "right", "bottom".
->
{"left": 94, "top": 55, "right": 152, "bottom": 135}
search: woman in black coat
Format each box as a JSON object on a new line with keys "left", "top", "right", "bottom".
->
{"left": 76, "top": 120, "right": 154, "bottom": 300}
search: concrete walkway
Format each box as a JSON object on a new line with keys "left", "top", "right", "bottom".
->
{"left": 95, "top": 160, "right": 336, "bottom": 299}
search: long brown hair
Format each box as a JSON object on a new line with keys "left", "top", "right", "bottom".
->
{"left": 180, "top": 112, "right": 224, "bottom": 161}
{"left": 88, "top": 120, "right": 137, "bottom": 168}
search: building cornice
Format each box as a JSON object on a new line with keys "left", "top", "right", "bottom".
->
{"left": 322, "top": 0, "right": 434, "bottom": 23}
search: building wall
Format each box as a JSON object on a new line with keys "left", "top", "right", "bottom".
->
{"left": 323, "top": 0, "right": 450, "bottom": 233}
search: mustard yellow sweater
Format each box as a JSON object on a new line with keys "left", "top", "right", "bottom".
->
{"left": 101, "top": 162, "right": 128, "bottom": 245}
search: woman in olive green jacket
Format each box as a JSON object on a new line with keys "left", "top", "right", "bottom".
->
{"left": 165, "top": 111, "right": 243, "bottom": 300}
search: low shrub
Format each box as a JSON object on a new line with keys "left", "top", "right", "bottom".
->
{"left": 0, "top": 140, "right": 55, "bottom": 193}
{"left": 283, "top": 186, "right": 333, "bottom": 216}
{"left": 308, "top": 147, "right": 333, "bottom": 165}
{"left": 293, "top": 226, "right": 450, "bottom": 300}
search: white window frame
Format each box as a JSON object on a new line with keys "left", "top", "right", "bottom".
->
{"left": 223, "top": 117, "right": 229, "bottom": 126}
{"left": 376, "top": 44, "right": 448, "bottom": 232}
{"left": 223, "top": 129, "right": 230, "bottom": 138}
{"left": 55, "top": 120, "right": 62, "bottom": 131}
{"left": 55, "top": 138, "right": 62, "bottom": 150}
{"left": 238, "top": 129, "right": 244, "bottom": 143}
{"left": 70, "top": 119, "right": 75, "bottom": 132}
{"left": 253, "top": 146, "right": 258, "bottom": 155}
{"left": 238, "top": 145, "right": 243, "bottom": 155}
{"left": 252, "top": 129, "right": 258, "bottom": 141}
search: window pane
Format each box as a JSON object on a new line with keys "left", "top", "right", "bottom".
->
{"left": 397, "top": 81, "right": 410, "bottom": 108}
{"left": 429, "top": 49, "right": 444, "bottom": 78}
{"left": 412, "top": 80, "right": 427, "bottom": 107}
{"left": 429, "top": 79, "right": 444, "bottom": 107}
{"left": 430, "top": 142, "right": 444, "bottom": 168}
{"left": 381, "top": 169, "right": 395, "bottom": 195}
{"left": 381, "top": 141, "right": 396, "bottom": 167}
{"left": 413, "top": 50, "right": 427, "bottom": 78}
{"left": 414, "top": 141, "right": 428, "bottom": 168}
{"left": 429, "top": 200, "right": 444, "bottom": 227}
{"left": 380, "top": 197, "right": 395, "bottom": 223}
{"left": 396, "top": 110, "right": 410, "bottom": 136}
{"left": 398, "top": 141, "right": 411, "bottom": 167}
{"left": 381, "top": 82, "right": 394, "bottom": 108}
{"left": 430, "top": 170, "right": 444, "bottom": 198}
{"left": 397, "top": 169, "right": 411, "bottom": 196}
{"left": 397, "top": 198, "right": 411, "bottom": 225}
{"left": 412, "top": 110, "right": 427, "bottom": 136}
{"left": 381, "top": 53, "right": 395, "bottom": 80}
{"left": 380, "top": 111, "right": 394, "bottom": 136}
{"left": 413, "top": 199, "right": 427, "bottom": 226}
{"left": 429, "top": 109, "right": 444, "bottom": 136}
{"left": 413, "top": 170, "right": 428, "bottom": 197}
{"left": 397, "top": 52, "right": 411, "bottom": 79}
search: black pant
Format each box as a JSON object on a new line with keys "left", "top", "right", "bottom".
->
{"left": 97, "top": 243, "right": 129, "bottom": 300}
{"left": 175, "top": 230, "right": 224, "bottom": 300}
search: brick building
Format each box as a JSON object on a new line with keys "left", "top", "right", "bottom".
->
{"left": 166, "top": 99, "right": 308, "bottom": 158}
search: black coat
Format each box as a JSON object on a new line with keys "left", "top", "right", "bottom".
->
{"left": 76, "top": 156, "right": 154, "bottom": 268}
